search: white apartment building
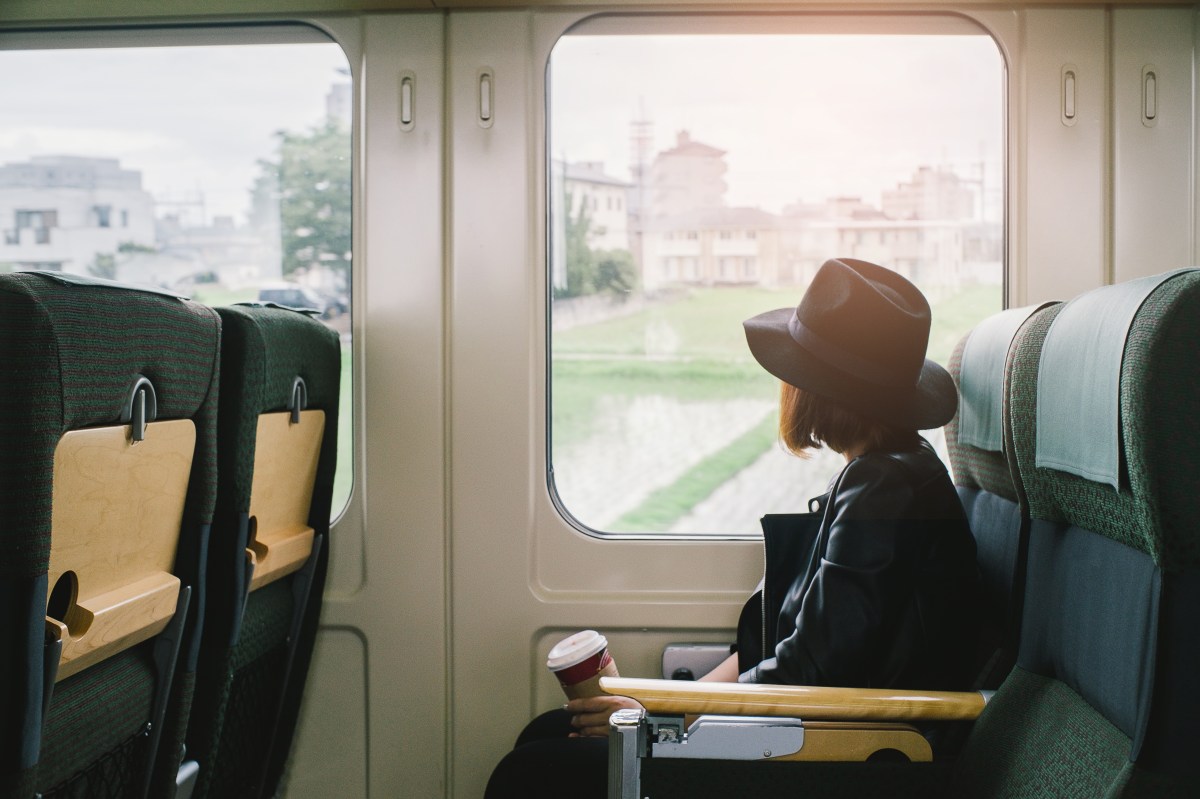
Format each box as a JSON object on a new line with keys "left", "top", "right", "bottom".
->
{"left": 642, "top": 207, "right": 781, "bottom": 291}
{"left": 563, "top": 161, "right": 632, "bottom": 252}
{"left": 549, "top": 159, "right": 633, "bottom": 291}
{"left": 0, "top": 156, "right": 155, "bottom": 273}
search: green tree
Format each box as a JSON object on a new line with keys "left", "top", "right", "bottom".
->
{"left": 593, "top": 249, "right": 638, "bottom": 295}
{"left": 556, "top": 190, "right": 638, "bottom": 299}
{"left": 252, "top": 119, "right": 352, "bottom": 285}
{"left": 557, "top": 189, "right": 595, "bottom": 299}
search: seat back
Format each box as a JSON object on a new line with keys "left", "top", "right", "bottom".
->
{"left": 0, "top": 272, "right": 220, "bottom": 799}
{"left": 945, "top": 305, "right": 1053, "bottom": 690}
{"left": 953, "top": 270, "right": 1200, "bottom": 796}
{"left": 187, "top": 303, "right": 340, "bottom": 799}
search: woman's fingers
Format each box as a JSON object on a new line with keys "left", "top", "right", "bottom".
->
{"left": 562, "top": 695, "right": 644, "bottom": 737}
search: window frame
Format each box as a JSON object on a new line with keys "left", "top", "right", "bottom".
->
{"left": 543, "top": 11, "right": 1011, "bottom": 541}
{"left": 0, "top": 20, "right": 358, "bottom": 523}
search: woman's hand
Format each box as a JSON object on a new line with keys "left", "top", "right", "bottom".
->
{"left": 564, "top": 695, "right": 644, "bottom": 738}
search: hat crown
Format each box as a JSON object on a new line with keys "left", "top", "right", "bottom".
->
{"left": 795, "top": 258, "right": 930, "bottom": 387}
{"left": 742, "top": 257, "right": 957, "bottom": 429}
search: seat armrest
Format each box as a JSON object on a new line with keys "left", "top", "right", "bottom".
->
{"left": 599, "top": 677, "right": 988, "bottom": 722}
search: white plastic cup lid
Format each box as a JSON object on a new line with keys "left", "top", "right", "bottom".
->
{"left": 546, "top": 630, "right": 608, "bottom": 671}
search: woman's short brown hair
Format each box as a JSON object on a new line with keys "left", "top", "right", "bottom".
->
{"left": 778, "top": 381, "right": 919, "bottom": 457}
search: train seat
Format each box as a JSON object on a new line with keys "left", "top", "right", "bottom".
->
{"left": 950, "top": 269, "right": 1200, "bottom": 796}
{"left": 184, "top": 303, "right": 340, "bottom": 799}
{"left": 945, "top": 303, "right": 1056, "bottom": 690}
{"left": 0, "top": 272, "right": 220, "bottom": 799}
{"left": 599, "top": 309, "right": 1054, "bottom": 795}
{"left": 604, "top": 270, "right": 1200, "bottom": 798}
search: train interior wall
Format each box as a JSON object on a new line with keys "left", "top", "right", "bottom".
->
{"left": 2, "top": 3, "right": 1198, "bottom": 798}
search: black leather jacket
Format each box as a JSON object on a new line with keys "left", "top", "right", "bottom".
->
{"left": 739, "top": 440, "right": 979, "bottom": 691}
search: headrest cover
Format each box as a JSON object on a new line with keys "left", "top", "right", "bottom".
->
{"left": 1036, "top": 269, "right": 1198, "bottom": 489}
{"left": 22, "top": 270, "right": 189, "bottom": 300}
{"left": 958, "top": 304, "right": 1052, "bottom": 452}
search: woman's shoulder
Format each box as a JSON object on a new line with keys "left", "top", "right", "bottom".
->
{"left": 841, "top": 439, "right": 951, "bottom": 495}
{"left": 842, "top": 439, "right": 968, "bottom": 525}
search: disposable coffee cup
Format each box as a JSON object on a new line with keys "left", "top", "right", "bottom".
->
{"left": 547, "top": 630, "right": 619, "bottom": 700}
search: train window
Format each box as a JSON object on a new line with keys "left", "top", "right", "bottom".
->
{"left": 0, "top": 27, "right": 354, "bottom": 516}
{"left": 547, "top": 20, "right": 1004, "bottom": 536}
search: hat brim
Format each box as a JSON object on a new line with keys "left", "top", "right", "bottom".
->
{"left": 744, "top": 307, "right": 958, "bottom": 430}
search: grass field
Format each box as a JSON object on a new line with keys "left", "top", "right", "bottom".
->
{"left": 193, "top": 281, "right": 999, "bottom": 532}
{"left": 552, "top": 283, "right": 1000, "bottom": 531}
{"left": 189, "top": 285, "right": 258, "bottom": 307}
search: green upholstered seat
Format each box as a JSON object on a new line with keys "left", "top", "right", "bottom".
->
{"left": 946, "top": 329, "right": 1022, "bottom": 507}
{"left": 945, "top": 308, "right": 1049, "bottom": 692}
{"left": 185, "top": 304, "right": 340, "bottom": 799}
{"left": 0, "top": 272, "right": 220, "bottom": 799}
{"left": 952, "top": 271, "right": 1200, "bottom": 797}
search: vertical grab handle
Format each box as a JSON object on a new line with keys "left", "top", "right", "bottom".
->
{"left": 478, "top": 68, "right": 495, "bottom": 129}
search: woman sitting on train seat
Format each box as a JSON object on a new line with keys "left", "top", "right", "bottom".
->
{"left": 485, "top": 257, "right": 980, "bottom": 799}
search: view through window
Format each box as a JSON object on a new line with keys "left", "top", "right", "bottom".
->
{"left": 0, "top": 32, "right": 353, "bottom": 514}
{"left": 548, "top": 27, "right": 1004, "bottom": 535}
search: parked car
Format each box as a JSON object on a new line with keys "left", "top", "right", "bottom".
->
{"left": 257, "top": 283, "right": 326, "bottom": 313}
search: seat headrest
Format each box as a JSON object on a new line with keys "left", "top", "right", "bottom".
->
{"left": 1012, "top": 270, "right": 1200, "bottom": 568}
{"left": 946, "top": 304, "right": 1055, "bottom": 503}
{"left": 1035, "top": 268, "right": 1198, "bottom": 490}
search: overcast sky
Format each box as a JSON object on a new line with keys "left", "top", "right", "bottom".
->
{"left": 0, "top": 32, "right": 1003, "bottom": 225}
{"left": 0, "top": 42, "right": 348, "bottom": 223}
{"left": 550, "top": 33, "right": 1004, "bottom": 215}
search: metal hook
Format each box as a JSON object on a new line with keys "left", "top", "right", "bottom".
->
{"left": 120, "top": 375, "right": 157, "bottom": 442}
{"left": 289, "top": 377, "right": 308, "bottom": 424}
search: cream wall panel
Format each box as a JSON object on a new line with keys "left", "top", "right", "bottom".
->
{"left": 447, "top": 9, "right": 766, "bottom": 798}
{"left": 288, "top": 12, "right": 450, "bottom": 799}
{"left": 1112, "top": 7, "right": 1194, "bottom": 282}
{"left": 287, "top": 630, "right": 369, "bottom": 796}
{"left": 448, "top": 9, "right": 1022, "bottom": 798}
{"left": 448, "top": 13, "right": 544, "bottom": 797}
{"left": 1021, "top": 8, "right": 1107, "bottom": 304}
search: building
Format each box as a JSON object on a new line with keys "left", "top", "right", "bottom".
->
{"left": 648, "top": 130, "right": 727, "bottom": 218}
{"left": 152, "top": 214, "right": 282, "bottom": 287}
{"left": 326, "top": 81, "right": 352, "bottom": 130}
{"left": 642, "top": 207, "right": 782, "bottom": 290}
{"left": 562, "top": 161, "right": 631, "bottom": 252}
{"left": 881, "top": 165, "right": 977, "bottom": 221}
{"left": 549, "top": 159, "right": 633, "bottom": 291}
{"left": 780, "top": 216, "right": 970, "bottom": 288}
{"left": 0, "top": 156, "right": 156, "bottom": 273}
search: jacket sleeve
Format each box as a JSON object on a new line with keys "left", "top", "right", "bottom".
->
{"left": 739, "top": 455, "right": 926, "bottom": 686}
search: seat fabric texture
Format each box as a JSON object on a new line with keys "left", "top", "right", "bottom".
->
{"left": 945, "top": 327, "right": 1031, "bottom": 691}
{"left": 0, "top": 272, "right": 221, "bottom": 799}
{"left": 952, "top": 667, "right": 1130, "bottom": 799}
{"left": 37, "top": 647, "right": 156, "bottom": 798}
{"left": 952, "top": 272, "right": 1200, "bottom": 797}
{"left": 187, "top": 304, "right": 340, "bottom": 799}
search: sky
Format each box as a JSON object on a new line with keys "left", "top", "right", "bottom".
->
{"left": 0, "top": 31, "right": 1004, "bottom": 225}
{"left": 549, "top": 33, "right": 1005, "bottom": 216}
{"left": 0, "top": 42, "right": 349, "bottom": 224}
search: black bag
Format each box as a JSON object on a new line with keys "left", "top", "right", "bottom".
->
{"left": 735, "top": 490, "right": 834, "bottom": 675}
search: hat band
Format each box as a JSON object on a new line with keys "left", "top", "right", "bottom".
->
{"left": 787, "top": 311, "right": 916, "bottom": 389}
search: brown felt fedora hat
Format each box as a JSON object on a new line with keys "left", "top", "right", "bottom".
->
{"left": 743, "top": 257, "right": 957, "bottom": 430}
